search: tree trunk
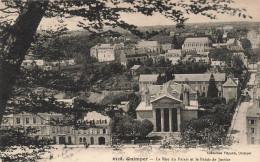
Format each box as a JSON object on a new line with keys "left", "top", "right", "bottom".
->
{"left": 0, "top": 1, "right": 49, "bottom": 123}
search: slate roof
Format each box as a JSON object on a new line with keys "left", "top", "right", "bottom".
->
{"left": 139, "top": 74, "right": 159, "bottom": 82}
{"left": 222, "top": 78, "right": 238, "bottom": 87}
{"left": 131, "top": 65, "right": 141, "bottom": 70}
{"left": 137, "top": 41, "right": 160, "bottom": 47}
{"left": 184, "top": 37, "right": 210, "bottom": 43}
{"left": 174, "top": 73, "right": 226, "bottom": 82}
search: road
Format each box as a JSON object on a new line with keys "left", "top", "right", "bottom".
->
{"left": 231, "top": 102, "right": 252, "bottom": 145}
{"left": 229, "top": 72, "right": 256, "bottom": 145}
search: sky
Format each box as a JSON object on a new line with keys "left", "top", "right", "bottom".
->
{"left": 1, "top": 0, "right": 259, "bottom": 30}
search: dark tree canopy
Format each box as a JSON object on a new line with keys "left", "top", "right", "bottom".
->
{"left": 207, "top": 74, "right": 219, "bottom": 98}
{"left": 0, "top": 0, "right": 251, "bottom": 122}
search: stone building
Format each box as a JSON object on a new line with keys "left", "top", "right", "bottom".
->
{"left": 136, "top": 81, "right": 198, "bottom": 137}
{"left": 139, "top": 74, "right": 159, "bottom": 92}
{"left": 173, "top": 73, "right": 226, "bottom": 96}
{"left": 1, "top": 111, "right": 111, "bottom": 145}
{"left": 222, "top": 77, "right": 238, "bottom": 101}
{"left": 136, "top": 40, "right": 162, "bottom": 53}
{"left": 246, "top": 62, "right": 260, "bottom": 144}
{"left": 90, "top": 43, "right": 124, "bottom": 63}
{"left": 182, "top": 37, "right": 212, "bottom": 54}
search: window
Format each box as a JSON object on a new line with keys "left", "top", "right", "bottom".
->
{"left": 16, "top": 118, "right": 20, "bottom": 124}
{"left": 52, "top": 127, "right": 56, "bottom": 133}
{"left": 26, "top": 117, "right": 29, "bottom": 124}
{"left": 79, "top": 137, "right": 82, "bottom": 143}
{"left": 251, "top": 137, "right": 255, "bottom": 144}
{"left": 250, "top": 120, "right": 255, "bottom": 125}
{"left": 83, "top": 137, "right": 86, "bottom": 143}
{"left": 67, "top": 127, "right": 70, "bottom": 134}
{"left": 103, "top": 128, "right": 106, "bottom": 134}
{"left": 251, "top": 128, "right": 255, "bottom": 134}
{"left": 33, "top": 117, "right": 36, "bottom": 124}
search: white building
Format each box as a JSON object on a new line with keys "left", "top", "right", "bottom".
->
{"left": 165, "top": 49, "right": 182, "bottom": 65}
{"left": 136, "top": 40, "right": 162, "bottom": 53}
{"left": 182, "top": 37, "right": 212, "bottom": 54}
{"left": 90, "top": 43, "right": 124, "bottom": 62}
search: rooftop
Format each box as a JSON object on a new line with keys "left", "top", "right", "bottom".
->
{"left": 137, "top": 40, "right": 160, "bottom": 47}
{"left": 139, "top": 74, "right": 159, "bottom": 82}
{"left": 131, "top": 65, "right": 141, "bottom": 70}
{"left": 222, "top": 78, "right": 238, "bottom": 87}
{"left": 184, "top": 37, "right": 210, "bottom": 43}
{"left": 174, "top": 73, "right": 226, "bottom": 82}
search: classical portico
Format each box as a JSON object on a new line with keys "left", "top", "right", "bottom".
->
{"left": 151, "top": 95, "right": 182, "bottom": 132}
{"left": 135, "top": 81, "right": 199, "bottom": 137}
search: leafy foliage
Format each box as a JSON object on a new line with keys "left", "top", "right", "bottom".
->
{"left": 180, "top": 99, "right": 236, "bottom": 148}
{"left": 111, "top": 115, "right": 153, "bottom": 139}
{"left": 207, "top": 74, "right": 219, "bottom": 98}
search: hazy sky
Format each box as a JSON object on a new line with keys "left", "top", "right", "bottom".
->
{"left": 36, "top": 0, "right": 260, "bottom": 30}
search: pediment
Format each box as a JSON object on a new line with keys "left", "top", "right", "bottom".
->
{"left": 151, "top": 95, "right": 182, "bottom": 104}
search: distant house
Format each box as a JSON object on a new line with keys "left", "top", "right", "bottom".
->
{"left": 192, "top": 56, "right": 210, "bottom": 63}
{"left": 222, "top": 76, "right": 238, "bottom": 101}
{"left": 173, "top": 73, "right": 226, "bottom": 96}
{"left": 139, "top": 74, "right": 159, "bottom": 92}
{"left": 222, "top": 25, "right": 234, "bottom": 33}
{"left": 165, "top": 49, "right": 182, "bottom": 65}
{"left": 34, "top": 59, "right": 45, "bottom": 67}
{"left": 161, "top": 43, "right": 174, "bottom": 53}
{"left": 21, "top": 60, "right": 36, "bottom": 70}
{"left": 226, "top": 38, "right": 243, "bottom": 51}
{"left": 136, "top": 40, "right": 162, "bottom": 53}
{"left": 90, "top": 43, "right": 124, "bottom": 63}
{"left": 182, "top": 37, "right": 212, "bottom": 54}
{"left": 130, "top": 65, "right": 141, "bottom": 76}
{"left": 124, "top": 45, "right": 148, "bottom": 63}
{"left": 211, "top": 60, "right": 226, "bottom": 68}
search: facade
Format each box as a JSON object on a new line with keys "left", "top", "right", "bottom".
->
{"left": 222, "top": 77, "right": 238, "bottom": 101}
{"left": 1, "top": 111, "right": 111, "bottom": 145}
{"left": 136, "top": 40, "right": 162, "bottom": 53}
{"left": 136, "top": 81, "right": 198, "bottom": 135}
{"left": 90, "top": 43, "right": 124, "bottom": 62}
{"left": 124, "top": 46, "right": 148, "bottom": 63}
{"left": 161, "top": 43, "right": 174, "bottom": 53}
{"left": 246, "top": 62, "right": 260, "bottom": 144}
{"left": 226, "top": 38, "right": 243, "bottom": 51}
{"left": 173, "top": 73, "right": 226, "bottom": 97}
{"left": 165, "top": 49, "right": 182, "bottom": 65}
{"left": 182, "top": 37, "right": 212, "bottom": 54}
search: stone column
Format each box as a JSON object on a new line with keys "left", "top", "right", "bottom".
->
{"left": 169, "top": 108, "right": 173, "bottom": 132}
{"left": 161, "top": 108, "right": 164, "bottom": 132}
{"left": 177, "top": 108, "right": 181, "bottom": 132}
{"left": 153, "top": 109, "right": 157, "bottom": 132}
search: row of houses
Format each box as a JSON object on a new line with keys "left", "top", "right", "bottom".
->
{"left": 21, "top": 57, "right": 76, "bottom": 71}
{"left": 1, "top": 111, "right": 111, "bottom": 145}
{"left": 90, "top": 36, "right": 246, "bottom": 67}
{"left": 246, "top": 61, "right": 260, "bottom": 144}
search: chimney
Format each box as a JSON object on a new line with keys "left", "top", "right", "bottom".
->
{"left": 183, "top": 89, "right": 190, "bottom": 106}
{"left": 145, "top": 89, "right": 150, "bottom": 106}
